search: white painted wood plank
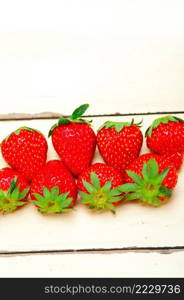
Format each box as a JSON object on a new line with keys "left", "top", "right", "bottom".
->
{"left": 0, "top": 251, "right": 184, "bottom": 277}
{"left": 0, "top": 114, "right": 184, "bottom": 252}
{"left": 0, "top": 1, "right": 184, "bottom": 114}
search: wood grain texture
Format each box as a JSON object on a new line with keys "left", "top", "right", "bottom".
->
{"left": 0, "top": 250, "right": 184, "bottom": 277}
{"left": 0, "top": 114, "right": 184, "bottom": 253}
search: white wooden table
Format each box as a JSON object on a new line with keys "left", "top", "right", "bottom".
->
{"left": 0, "top": 112, "right": 184, "bottom": 277}
{"left": 0, "top": 0, "right": 184, "bottom": 278}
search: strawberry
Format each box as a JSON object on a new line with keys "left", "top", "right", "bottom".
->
{"left": 77, "top": 163, "right": 125, "bottom": 213}
{"left": 49, "top": 104, "right": 96, "bottom": 177}
{"left": 146, "top": 115, "right": 184, "bottom": 156}
{"left": 97, "top": 119, "right": 143, "bottom": 175}
{"left": 0, "top": 168, "right": 29, "bottom": 213}
{"left": 30, "top": 160, "right": 77, "bottom": 214}
{"left": 1, "top": 127, "right": 48, "bottom": 182}
{"left": 162, "top": 152, "right": 183, "bottom": 171}
{"left": 119, "top": 153, "right": 178, "bottom": 206}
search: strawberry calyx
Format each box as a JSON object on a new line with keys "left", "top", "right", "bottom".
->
{"left": 48, "top": 104, "right": 92, "bottom": 137}
{"left": 118, "top": 158, "right": 172, "bottom": 206}
{"left": 145, "top": 115, "right": 184, "bottom": 137}
{"left": 79, "top": 172, "right": 123, "bottom": 214}
{"left": 33, "top": 186, "right": 73, "bottom": 214}
{"left": 4, "top": 126, "right": 42, "bottom": 141}
{"left": 98, "top": 119, "right": 143, "bottom": 132}
{"left": 0, "top": 177, "right": 30, "bottom": 213}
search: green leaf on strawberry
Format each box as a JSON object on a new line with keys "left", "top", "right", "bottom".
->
{"left": 118, "top": 158, "right": 172, "bottom": 206}
{"left": 58, "top": 118, "right": 71, "bottom": 125}
{"left": 5, "top": 126, "right": 42, "bottom": 141}
{"left": 145, "top": 115, "right": 184, "bottom": 137}
{"left": 33, "top": 186, "right": 73, "bottom": 214}
{"left": 79, "top": 172, "right": 123, "bottom": 213}
{"left": 48, "top": 104, "right": 92, "bottom": 137}
{"left": 98, "top": 119, "right": 143, "bottom": 132}
{"left": 0, "top": 177, "right": 30, "bottom": 213}
{"left": 71, "top": 104, "right": 89, "bottom": 120}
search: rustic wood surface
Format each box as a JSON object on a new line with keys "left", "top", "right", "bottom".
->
{"left": 1, "top": 0, "right": 184, "bottom": 278}
{"left": 0, "top": 250, "right": 184, "bottom": 278}
{"left": 0, "top": 113, "right": 184, "bottom": 277}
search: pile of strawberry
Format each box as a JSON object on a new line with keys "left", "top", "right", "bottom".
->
{"left": 0, "top": 104, "right": 183, "bottom": 214}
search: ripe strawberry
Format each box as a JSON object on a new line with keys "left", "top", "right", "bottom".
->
{"left": 146, "top": 115, "right": 184, "bottom": 156}
{"left": 30, "top": 160, "right": 77, "bottom": 214}
{"left": 0, "top": 168, "right": 29, "bottom": 213}
{"left": 162, "top": 152, "right": 183, "bottom": 171}
{"left": 77, "top": 163, "right": 125, "bottom": 213}
{"left": 49, "top": 104, "right": 96, "bottom": 177}
{"left": 97, "top": 119, "right": 143, "bottom": 175}
{"left": 1, "top": 127, "right": 48, "bottom": 182}
{"left": 119, "top": 153, "right": 178, "bottom": 206}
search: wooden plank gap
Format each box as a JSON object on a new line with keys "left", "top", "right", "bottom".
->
{"left": 0, "top": 111, "right": 184, "bottom": 121}
{"left": 1, "top": 246, "right": 184, "bottom": 257}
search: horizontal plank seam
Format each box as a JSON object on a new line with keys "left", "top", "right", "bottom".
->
{"left": 0, "top": 111, "right": 184, "bottom": 121}
{"left": 1, "top": 246, "right": 184, "bottom": 256}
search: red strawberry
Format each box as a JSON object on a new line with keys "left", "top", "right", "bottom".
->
{"left": 1, "top": 127, "right": 48, "bottom": 182}
{"left": 77, "top": 163, "right": 125, "bottom": 213}
{"left": 119, "top": 153, "right": 178, "bottom": 206}
{"left": 97, "top": 119, "right": 143, "bottom": 175}
{"left": 49, "top": 104, "right": 96, "bottom": 177}
{"left": 30, "top": 160, "right": 77, "bottom": 214}
{"left": 0, "top": 168, "right": 29, "bottom": 213}
{"left": 162, "top": 152, "right": 183, "bottom": 171}
{"left": 146, "top": 115, "right": 184, "bottom": 156}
